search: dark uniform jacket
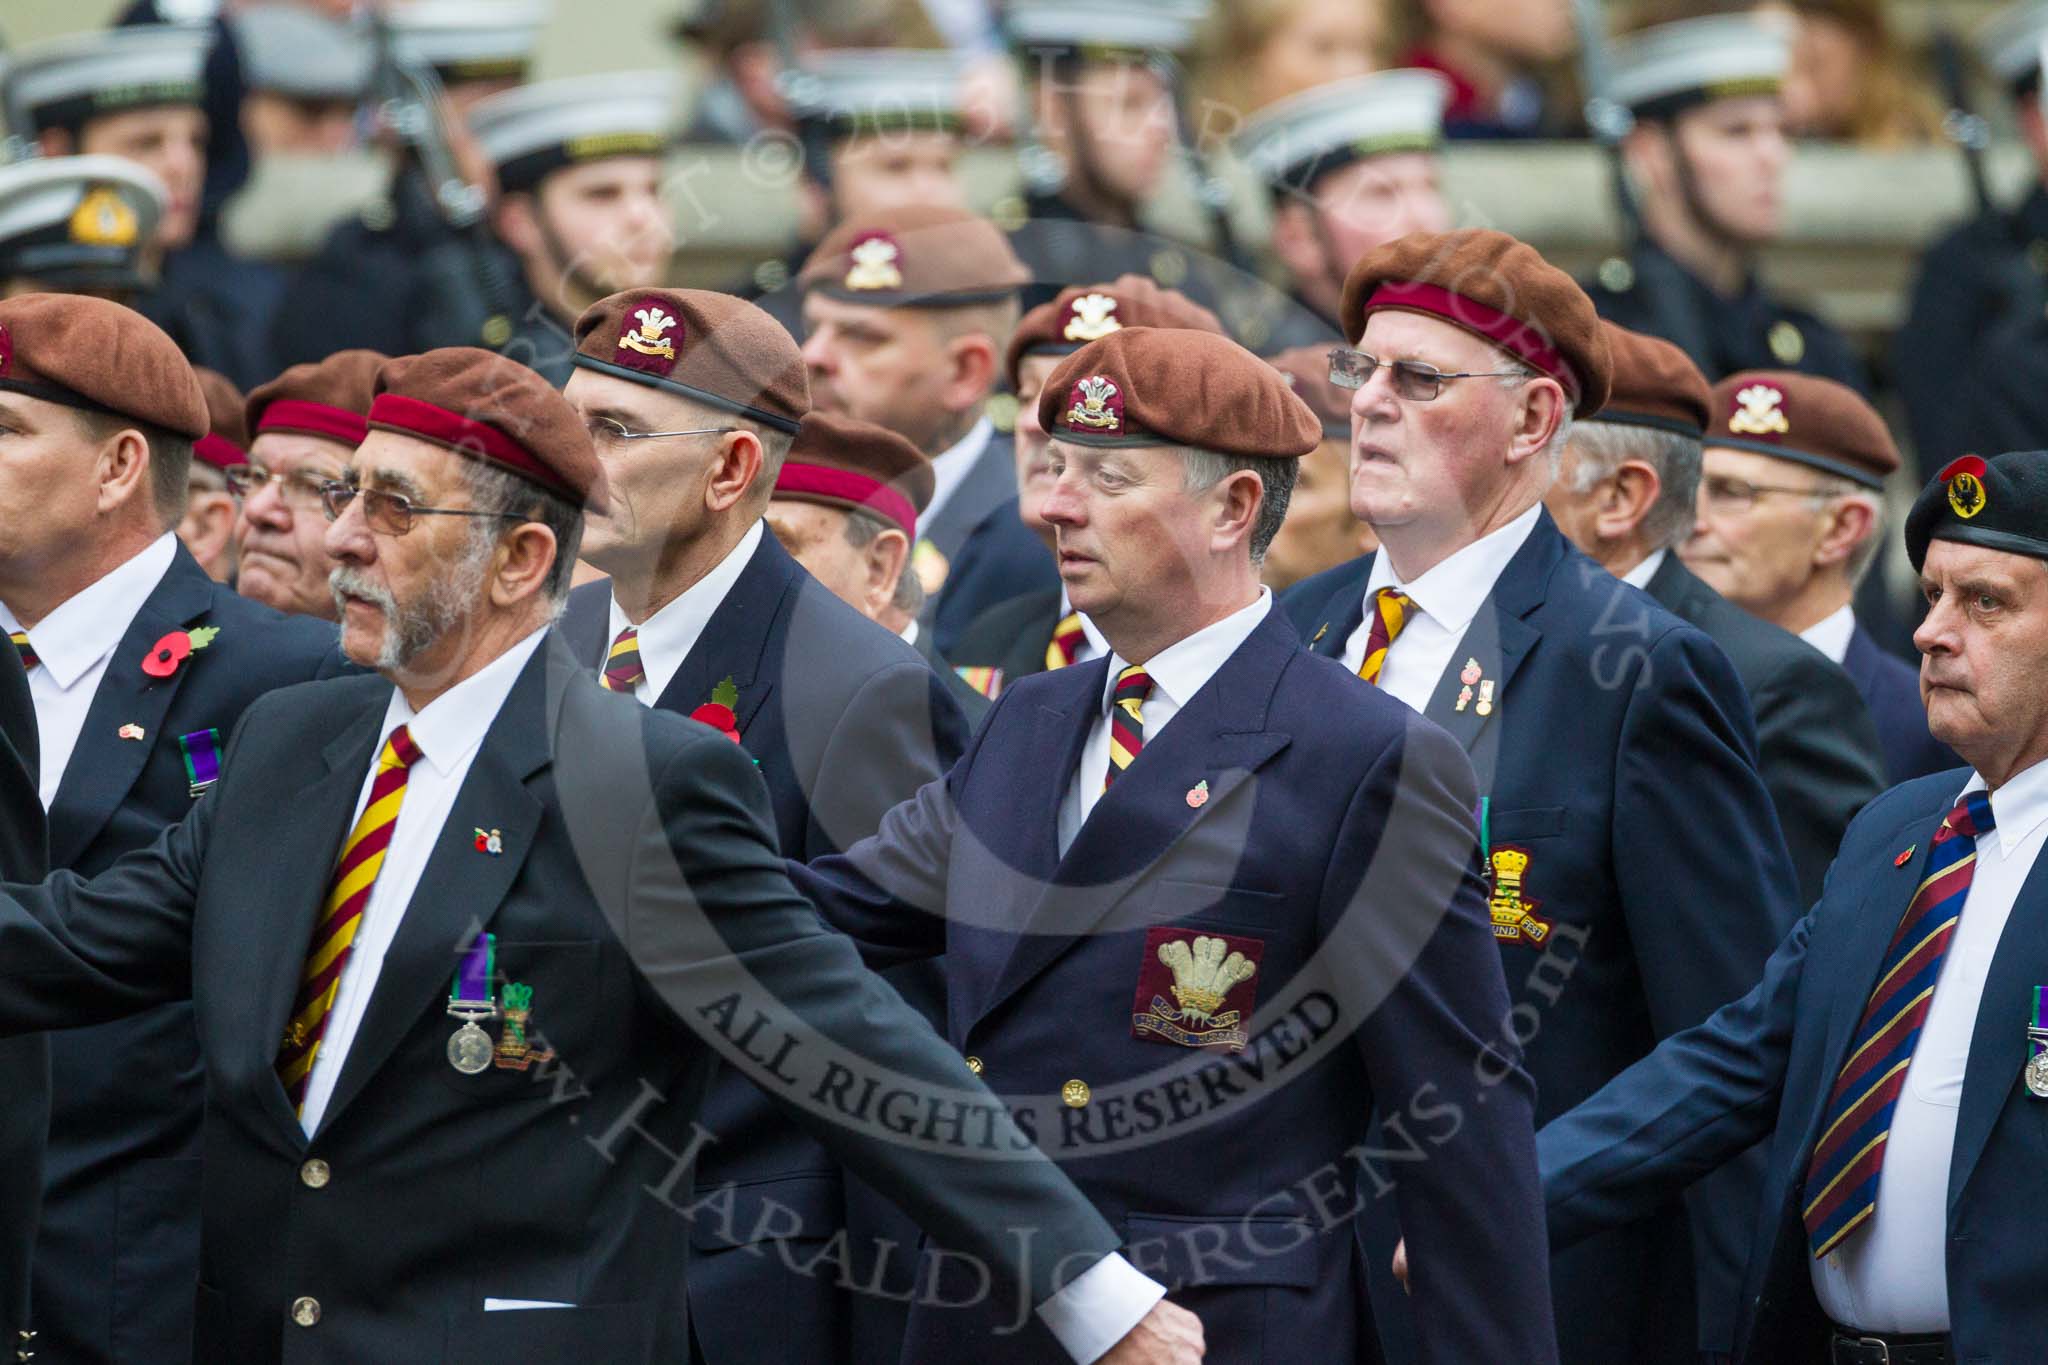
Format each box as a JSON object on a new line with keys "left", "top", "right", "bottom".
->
{"left": 927, "top": 487, "right": 1059, "bottom": 658}
{"left": 0, "top": 644, "right": 47, "bottom": 1363}
{"left": 949, "top": 585, "right": 1065, "bottom": 695}
{"left": 1843, "top": 624, "right": 1958, "bottom": 785}
{"left": 0, "top": 635, "right": 1122, "bottom": 1365}
{"left": 791, "top": 608, "right": 1560, "bottom": 1364}
{"left": 1282, "top": 513, "right": 1803, "bottom": 1362}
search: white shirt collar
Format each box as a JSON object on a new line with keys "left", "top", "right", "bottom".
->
{"left": 1621, "top": 547, "right": 1668, "bottom": 591}
{"left": 607, "top": 519, "right": 763, "bottom": 704}
{"left": 1800, "top": 603, "right": 1857, "bottom": 666}
{"left": 376, "top": 627, "right": 549, "bottom": 779}
{"left": 899, "top": 619, "right": 919, "bottom": 648}
{"left": 1364, "top": 503, "right": 1542, "bottom": 636}
{"left": 1960, "top": 755, "right": 2048, "bottom": 857}
{"left": 0, "top": 533, "right": 179, "bottom": 690}
{"left": 922, "top": 415, "right": 995, "bottom": 531}
{"left": 1099, "top": 590, "right": 1271, "bottom": 714}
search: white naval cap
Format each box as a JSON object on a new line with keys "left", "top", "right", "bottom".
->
{"left": 232, "top": 6, "right": 375, "bottom": 102}
{"left": 2, "top": 24, "right": 208, "bottom": 139}
{"left": 791, "top": 48, "right": 966, "bottom": 137}
{"left": 1978, "top": 1, "right": 2048, "bottom": 90}
{"left": 1236, "top": 70, "right": 1450, "bottom": 192}
{"left": 1003, "top": 0, "right": 1207, "bottom": 57}
{"left": 0, "top": 154, "right": 165, "bottom": 290}
{"left": 387, "top": 0, "right": 552, "bottom": 85}
{"left": 468, "top": 72, "right": 678, "bottom": 193}
{"left": 1607, "top": 13, "right": 1789, "bottom": 118}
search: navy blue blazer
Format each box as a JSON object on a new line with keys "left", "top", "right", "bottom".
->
{"left": 790, "top": 608, "right": 1559, "bottom": 1365}
{"left": 0, "top": 641, "right": 45, "bottom": 1356}
{"left": 32, "top": 544, "right": 334, "bottom": 1365}
{"left": 1541, "top": 767, "right": 2048, "bottom": 1362}
{"left": 1281, "top": 512, "right": 1803, "bottom": 1362}
{"left": 562, "top": 529, "right": 969, "bottom": 1365}
{"left": 929, "top": 495, "right": 1059, "bottom": 657}
{"left": 1843, "top": 624, "right": 1959, "bottom": 785}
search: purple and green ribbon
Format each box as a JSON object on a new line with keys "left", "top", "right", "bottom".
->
{"left": 449, "top": 931, "right": 496, "bottom": 1010}
{"left": 179, "top": 728, "right": 221, "bottom": 798}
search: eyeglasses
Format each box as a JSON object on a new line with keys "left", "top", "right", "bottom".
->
{"left": 1328, "top": 347, "right": 1529, "bottom": 402}
{"left": 225, "top": 462, "right": 344, "bottom": 510}
{"left": 319, "top": 481, "right": 528, "bottom": 537}
{"left": 1699, "top": 475, "right": 1829, "bottom": 514}
{"left": 586, "top": 417, "right": 734, "bottom": 445}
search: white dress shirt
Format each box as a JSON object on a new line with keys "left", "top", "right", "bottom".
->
{"left": 1811, "top": 756, "right": 2048, "bottom": 1331}
{"left": 1057, "top": 591, "right": 1271, "bottom": 854}
{"left": 0, "top": 532, "right": 179, "bottom": 808}
{"left": 1620, "top": 547, "right": 1667, "bottom": 591}
{"left": 1341, "top": 505, "right": 1542, "bottom": 715}
{"left": 1800, "top": 603, "right": 1857, "bottom": 667}
{"left": 605, "top": 520, "right": 762, "bottom": 706}
{"left": 921, "top": 416, "right": 994, "bottom": 534}
{"left": 1056, "top": 588, "right": 1108, "bottom": 669}
{"left": 295, "top": 627, "right": 548, "bottom": 1135}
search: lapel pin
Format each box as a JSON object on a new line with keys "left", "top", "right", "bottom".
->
{"left": 1895, "top": 845, "right": 1916, "bottom": 867}
{"left": 1186, "top": 779, "right": 1210, "bottom": 809}
{"left": 117, "top": 723, "right": 146, "bottom": 741}
{"left": 1455, "top": 685, "right": 1474, "bottom": 713}
{"left": 473, "top": 827, "right": 503, "bottom": 856}
{"left": 1310, "top": 623, "right": 1329, "bottom": 644}
{"left": 1476, "top": 679, "right": 1496, "bottom": 718}
{"left": 1460, "top": 658, "right": 1482, "bottom": 686}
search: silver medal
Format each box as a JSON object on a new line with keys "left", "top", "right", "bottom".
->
{"left": 447, "top": 1020, "right": 494, "bottom": 1075}
{"left": 2026, "top": 1050, "right": 2048, "bottom": 1100}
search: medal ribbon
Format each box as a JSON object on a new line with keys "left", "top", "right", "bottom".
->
{"left": 179, "top": 728, "right": 221, "bottom": 796}
{"left": 2030, "top": 985, "right": 2048, "bottom": 1074}
{"left": 449, "top": 931, "right": 496, "bottom": 1013}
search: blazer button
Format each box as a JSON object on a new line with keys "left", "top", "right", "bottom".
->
{"left": 1061, "top": 1079, "right": 1090, "bottom": 1108}
{"left": 300, "top": 1158, "right": 331, "bottom": 1189}
{"left": 965, "top": 1056, "right": 983, "bottom": 1075}
{"left": 291, "top": 1296, "right": 321, "bottom": 1327}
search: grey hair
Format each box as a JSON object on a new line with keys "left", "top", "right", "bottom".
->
{"left": 1496, "top": 356, "right": 1575, "bottom": 480}
{"left": 1178, "top": 445, "right": 1298, "bottom": 566}
{"left": 458, "top": 461, "right": 585, "bottom": 608}
{"left": 1566, "top": 420, "right": 1704, "bottom": 553}
{"left": 1805, "top": 471, "right": 1886, "bottom": 587}
{"left": 842, "top": 505, "right": 924, "bottom": 616}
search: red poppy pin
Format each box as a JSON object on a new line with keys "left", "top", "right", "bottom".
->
{"left": 690, "top": 676, "right": 743, "bottom": 744}
{"left": 141, "top": 626, "right": 218, "bottom": 679}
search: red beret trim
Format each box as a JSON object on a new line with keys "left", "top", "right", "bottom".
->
{"left": 1938, "top": 455, "right": 1988, "bottom": 483}
{"left": 193, "top": 433, "right": 246, "bottom": 471}
{"left": 1364, "top": 282, "right": 1579, "bottom": 399}
{"left": 367, "top": 393, "right": 582, "bottom": 504}
{"left": 775, "top": 461, "right": 919, "bottom": 539}
{"left": 257, "top": 399, "right": 368, "bottom": 446}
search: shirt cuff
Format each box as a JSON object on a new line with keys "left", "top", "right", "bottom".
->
{"left": 1035, "top": 1252, "right": 1167, "bottom": 1364}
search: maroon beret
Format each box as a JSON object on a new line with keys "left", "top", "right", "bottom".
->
{"left": 0, "top": 292, "right": 206, "bottom": 439}
{"left": 1704, "top": 371, "right": 1898, "bottom": 490}
{"left": 1340, "top": 227, "right": 1613, "bottom": 416}
{"left": 192, "top": 368, "right": 248, "bottom": 471}
{"left": 1005, "top": 274, "right": 1226, "bottom": 389}
{"left": 1041, "top": 327, "right": 1322, "bottom": 460}
{"left": 573, "top": 289, "right": 808, "bottom": 434}
{"left": 775, "top": 411, "right": 934, "bottom": 539}
{"left": 370, "top": 348, "right": 605, "bottom": 510}
{"left": 798, "top": 204, "right": 1029, "bottom": 308}
{"left": 245, "top": 349, "right": 388, "bottom": 447}
{"left": 1594, "top": 322, "right": 1710, "bottom": 436}
{"left": 1266, "top": 346, "right": 1354, "bottom": 438}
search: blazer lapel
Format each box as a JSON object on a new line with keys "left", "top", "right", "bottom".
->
{"left": 1300, "top": 557, "right": 1373, "bottom": 662}
{"left": 654, "top": 528, "right": 794, "bottom": 737}
{"left": 1948, "top": 844, "right": 2048, "bottom": 1207}
{"left": 923, "top": 431, "right": 1013, "bottom": 561}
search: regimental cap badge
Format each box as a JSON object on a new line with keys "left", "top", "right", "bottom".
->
{"left": 1065, "top": 374, "right": 1124, "bottom": 433}
{"left": 845, "top": 231, "right": 904, "bottom": 291}
{"left": 1939, "top": 455, "right": 1989, "bottom": 520}
{"left": 69, "top": 185, "right": 138, "bottom": 248}
{"left": 613, "top": 295, "right": 680, "bottom": 376}
{"left": 1727, "top": 381, "right": 1789, "bottom": 438}
{"left": 1062, "top": 292, "right": 1122, "bottom": 343}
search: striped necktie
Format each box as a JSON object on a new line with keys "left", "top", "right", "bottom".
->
{"left": 9, "top": 631, "right": 36, "bottom": 672}
{"left": 602, "top": 626, "right": 645, "bottom": 693}
{"left": 1803, "top": 790, "right": 1996, "bottom": 1258}
{"left": 276, "top": 725, "right": 424, "bottom": 1113}
{"left": 1358, "top": 588, "right": 1413, "bottom": 686}
{"left": 1104, "top": 665, "right": 1152, "bottom": 790}
{"left": 1046, "top": 613, "right": 1087, "bottom": 671}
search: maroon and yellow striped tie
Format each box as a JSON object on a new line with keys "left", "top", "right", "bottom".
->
{"left": 276, "top": 725, "right": 423, "bottom": 1113}
{"left": 1046, "top": 613, "right": 1087, "bottom": 671}
{"left": 602, "top": 627, "right": 645, "bottom": 693}
{"left": 9, "top": 631, "right": 36, "bottom": 672}
{"left": 1358, "top": 588, "right": 1413, "bottom": 686}
{"left": 1104, "top": 665, "right": 1152, "bottom": 790}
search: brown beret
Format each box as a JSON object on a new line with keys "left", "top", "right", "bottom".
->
{"left": 245, "top": 349, "right": 387, "bottom": 447}
{"left": 370, "top": 348, "right": 605, "bottom": 511}
{"left": 192, "top": 368, "right": 249, "bottom": 471}
{"left": 1041, "top": 327, "right": 1322, "bottom": 460}
{"left": 798, "top": 204, "right": 1030, "bottom": 308}
{"left": 1266, "top": 346, "right": 1354, "bottom": 438}
{"left": 1005, "top": 274, "right": 1225, "bottom": 389}
{"left": 1704, "top": 371, "right": 1897, "bottom": 490}
{"left": 1340, "top": 227, "right": 1613, "bottom": 417}
{"left": 1591, "top": 322, "right": 1710, "bottom": 436}
{"left": 774, "top": 411, "right": 934, "bottom": 539}
{"left": 0, "top": 292, "right": 206, "bottom": 439}
{"left": 573, "top": 289, "right": 808, "bottom": 434}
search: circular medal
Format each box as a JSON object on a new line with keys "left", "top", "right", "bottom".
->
{"left": 2026, "top": 1051, "right": 2048, "bottom": 1099}
{"left": 447, "top": 1021, "right": 494, "bottom": 1075}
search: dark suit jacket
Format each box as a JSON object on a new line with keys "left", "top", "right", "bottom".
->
{"left": 791, "top": 609, "right": 1560, "bottom": 1364}
{"left": 929, "top": 494, "right": 1059, "bottom": 658}
{"left": 1282, "top": 513, "right": 1803, "bottom": 1362}
{"left": 0, "top": 643, "right": 46, "bottom": 1358}
{"left": 561, "top": 531, "right": 970, "bottom": 1365}
{"left": 1843, "top": 624, "right": 1959, "bottom": 785}
{"left": 0, "top": 635, "right": 1122, "bottom": 1365}
{"left": 1646, "top": 556, "right": 1886, "bottom": 907}
{"left": 949, "top": 586, "right": 1064, "bottom": 695}
{"left": 1541, "top": 768, "right": 2048, "bottom": 1363}
{"left": 30, "top": 544, "right": 333, "bottom": 1365}
{"left": 910, "top": 623, "right": 990, "bottom": 730}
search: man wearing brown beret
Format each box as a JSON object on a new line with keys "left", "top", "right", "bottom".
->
{"left": 1261, "top": 345, "right": 1378, "bottom": 592}
{"left": 556, "top": 287, "right": 979, "bottom": 1365}
{"left": 1685, "top": 370, "right": 1959, "bottom": 786}
{"left": 791, "top": 324, "right": 1557, "bottom": 1364}
{"left": 0, "top": 294, "right": 334, "bottom": 1365}
{"left": 230, "top": 349, "right": 388, "bottom": 622}
{"left": 1280, "top": 228, "right": 1803, "bottom": 1365}
{"left": 1546, "top": 323, "right": 1884, "bottom": 907}
{"left": 0, "top": 343, "right": 1204, "bottom": 1365}
{"left": 178, "top": 367, "right": 249, "bottom": 584}
{"left": 798, "top": 204, "right": 1060, "bottom": 656}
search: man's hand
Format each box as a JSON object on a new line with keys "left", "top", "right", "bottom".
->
{"left": 1392, "top": 1238, "right": 1410, "bottom": 1294}
{"left": 1098, "top": 1299, "right": 1205, "bottom": 1363}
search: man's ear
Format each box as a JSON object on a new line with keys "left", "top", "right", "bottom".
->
{"left": 1268, "top": 201, "right": 1324, "bottom": 283}
{"left": 1210, "top": 469, "right": 1263, "bottom": 555}
{"left": 1814, "top": 495, "right": 1876, "bottom": 571}
{"left": 864, "top": 526, "right": 910, "bottom": 617}
{"left": 494, "top": 192, "right": 542, "bottom": 257}
{"left": 1505, "top": 380, "right": 1568, "bottom": 470}
{"left": 489, "top": 520, "right": 558, "bottom": 606}
{"left": 706, "top": 428, "right": 766, "bottom": 512}
{"left": 941, "top": 333, "right": 999, "bottom": 415}
{"left": 94, "top": 427, "right": 154, "bottom": 516}
{"left": 1596, "top": 460, "right": 1663, "bottom": 541}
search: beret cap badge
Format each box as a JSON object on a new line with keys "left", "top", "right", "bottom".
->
{"left": 1727, "top": 383, "right": 1789, "bottom": 437}
{"left": 845, "top": 232, "right": 904, "bottom": 291}
{"left": 1066, "top": 375, "right": 1124, "bottom": 433}
{"left": 1941, "top": 455, "right": 1989, "bottom": 520}
{"left": 1063, "top": 293, "right": 1122, "bottom": 343}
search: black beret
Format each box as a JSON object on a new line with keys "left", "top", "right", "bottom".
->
{"left": 1906, "top": 450, "right": 2048, "bottom": 571}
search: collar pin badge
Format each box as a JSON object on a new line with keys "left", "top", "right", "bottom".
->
{"left": 474, "top": 828, "right": 503, "bottom": 856}
{"left": 1186, "top": 779, "right": 1209, "bottom": 809}
{"left": 118, "top": 723, "right": 146, "bottom": 741}
{"left": 1895, "top": 845, "right": 1915, "bottom": 867}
